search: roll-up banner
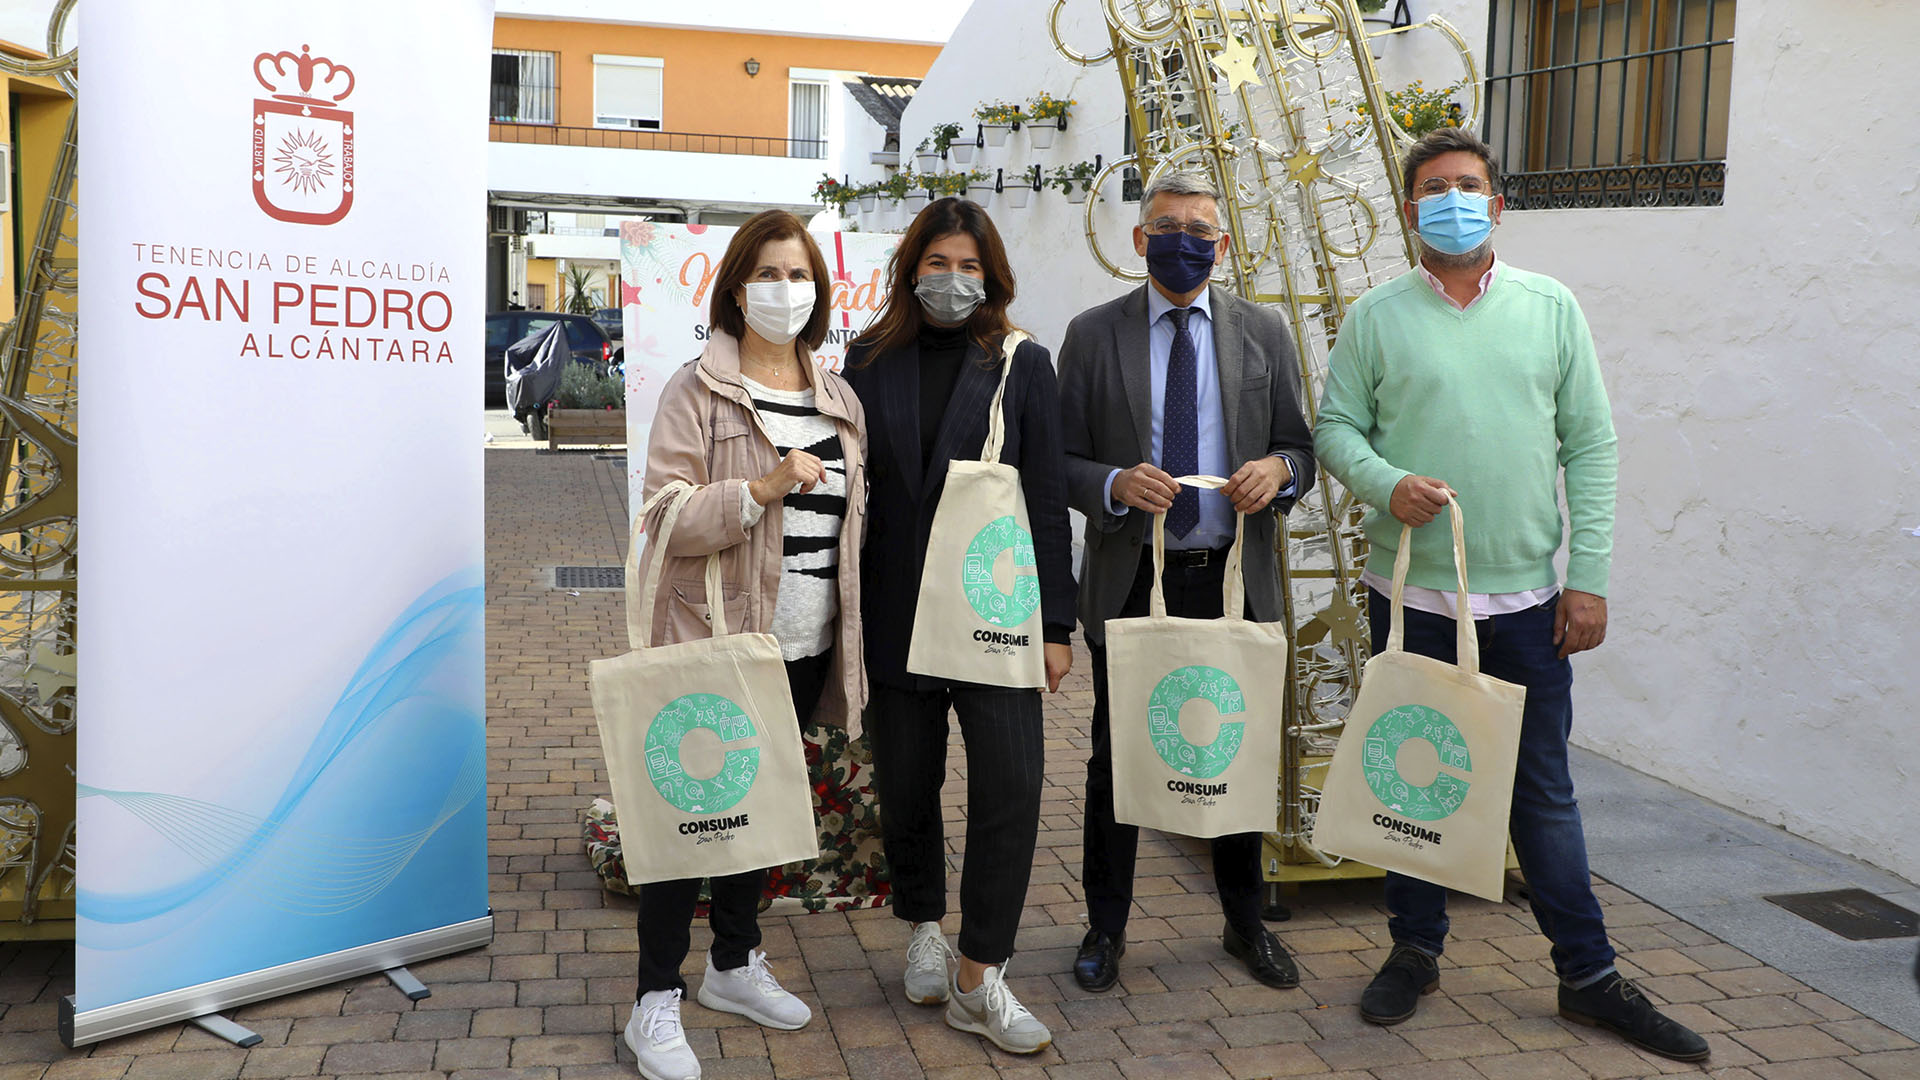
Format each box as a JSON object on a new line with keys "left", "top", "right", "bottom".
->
{"left": 620, "top": 222, "right": 898, "bottom": 508}
{"left": 68, "top": 0, "right": 494, "bottom": 1046}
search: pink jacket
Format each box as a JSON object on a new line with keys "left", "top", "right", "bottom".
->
{"left": 638, "top": 331, "right": 868, "bottom": 732}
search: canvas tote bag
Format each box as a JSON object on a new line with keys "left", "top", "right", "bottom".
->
{"left": 590, "top": 481, "right": 818, "bottom": 885}
{"left": 1106, "top": 475, "right": 1288, "bottom": 838}
{"left": 905, "top": 331, "right": 1046, "bottom": 688}
{"left": 1311, "top": 497, "right": 1527, "bottom": 901}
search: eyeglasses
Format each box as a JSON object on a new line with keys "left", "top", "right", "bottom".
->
{"left": 1143, "top": 217, "right": 1225, "bottom": 242}
{"left": 1414, "top": 176, "right": 1494, "bottom": 198}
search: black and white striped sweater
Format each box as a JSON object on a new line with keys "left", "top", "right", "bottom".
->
{"left": 740, "top": 376, "right": 846, "bottom": 661}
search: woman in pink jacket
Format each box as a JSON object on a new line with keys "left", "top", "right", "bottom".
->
{"left": 622, "top": 210, "right": 867, "bottom": 1080}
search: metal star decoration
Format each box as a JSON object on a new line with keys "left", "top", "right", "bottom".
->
{"left": 1208, "top": 35, "right": 1263, "bottom": 91}
{"left": 1283, "top": 145, "right": 1327, "bottom": 186}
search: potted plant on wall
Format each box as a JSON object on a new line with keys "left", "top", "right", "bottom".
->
{"left": 966, "top": 168, "right": 996, "bottom": 202}
{"left": 880, "top": 170, "right": 912, "bottom": 207}
{"left": 914, "top": 136, "right": 942, "bottom": 173}
{"left": 940, "top": 121, "right": 977, "bottom": 165}
{"left": 929, "top": 170, "right": 974, "bottom": 200}
{"left": 857, "top": 181, "right": 880, "bottom": 213}
{"left": 546, "top": 362, "right": 627, "bottom": 450}
{"left": 1025, "top": 91, "right": 1074, "bottom": 150}
{"left": 1050, "top": 161, "right": 1100, "bottom": 204}
{"left": 900, "top": 171, "right": 930, "bottom": 212}
{"left": 1357, "top": 79, "right": 1465, "bottom": 139}
{"left": 812, "top": 174, "right": 855, "bottom": 215}
{"left": 1003, "top": 165, "right": 1038, "bottom": 209}
{"left": 974, "top": 100, "right": 1023, "bottom": 148}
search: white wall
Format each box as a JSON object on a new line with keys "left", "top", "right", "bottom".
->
{"left": 864, "top": 0, "right": 1147, "bottom": 353}
{"left": 494, "top": 0, "right": 974, "bottom": 45}
{"left": 489, "top": 141, "right": 822, "bottom": 212}
{"left": 1373, "top": 0, "right": 1920, "bottom": 882}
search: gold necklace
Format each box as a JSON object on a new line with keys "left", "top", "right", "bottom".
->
{"left": 742, "top": 351, "right": 799, "bottom": 381}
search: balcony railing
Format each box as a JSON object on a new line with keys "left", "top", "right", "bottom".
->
{"left": 490, "top": 122, "right": 825, "bottom": 159}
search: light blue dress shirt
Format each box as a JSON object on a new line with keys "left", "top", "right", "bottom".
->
{"left": 1103, "top": 287, "right": 1295, "bottom": 550}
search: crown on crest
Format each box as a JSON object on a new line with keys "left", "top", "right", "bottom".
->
{"left": 254, "top": 45, "right": 355, "bottom": 106}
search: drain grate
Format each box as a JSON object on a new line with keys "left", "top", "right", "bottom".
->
{"left": 1763, "top": 888, "right": 1919, "bottom": 941}
{"left": 554, "top": 565, "right": 625, "bottom": 590}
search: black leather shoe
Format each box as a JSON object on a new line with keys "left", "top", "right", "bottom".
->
{"left": 1073, "top": 929, "right": 1125, "bottom": 992}
{"left": 1222, "top": 922, "right": 1299, "bottom": 989}
{"left": 1559, "top": 973, "right": 1710, "bottom": 1062}
{"left": 1360, "top": 944, "right": 1440, "bottom": 1025}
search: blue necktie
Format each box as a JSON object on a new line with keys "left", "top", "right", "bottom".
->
{"left": 1163, "top": 307, "right": 1200, "bottom": 539}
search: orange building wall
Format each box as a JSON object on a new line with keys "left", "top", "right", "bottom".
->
{"left": 492, "top": 19, "right": 940, "bottom": 137}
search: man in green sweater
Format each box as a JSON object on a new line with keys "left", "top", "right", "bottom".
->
{"left": 1315, "top": 128, "right": 1708, "bottom": 1063}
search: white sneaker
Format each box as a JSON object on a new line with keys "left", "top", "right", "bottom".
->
{"left": 904, "top": 921, "right": 953, "bottom": 1005}
{"left": 944, "top": 962, "right": 1052, "bottom": 1054}
{"left": 625, "top": 989, "right": 700, "bottom": 1080}
{"left": 695, "top": 949, "right": 812, "bottom": 1030}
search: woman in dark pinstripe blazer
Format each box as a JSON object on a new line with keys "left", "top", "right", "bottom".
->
{"left": 843, "top": 198, "right": 1073, "bottom": 1056}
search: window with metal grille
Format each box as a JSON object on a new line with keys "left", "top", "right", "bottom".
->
{"left": 789, "top": 80, "right": 828, "bottom": 160}
{"left": 1485, "top": 0, "right": 1735, "bottom": 209}
{"left": 491, "top": 49, "right": 557, "bottom": 124}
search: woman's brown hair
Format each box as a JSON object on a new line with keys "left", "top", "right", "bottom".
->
{"left": 709, "top": 210, "right": 834, "bottom": 351}
{"left": 853, "top": 197, "right": 1020, "bottom": 363}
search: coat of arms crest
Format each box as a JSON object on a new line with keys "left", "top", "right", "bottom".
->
{"left": 252, "top": 45, "right": 355, "bottom": 225}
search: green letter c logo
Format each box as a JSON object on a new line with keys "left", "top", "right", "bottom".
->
{"left": 1360, "top": 705, "right": 1472, "bottom": 822}
{"left": 644, "top": 693, "right": 761, "bottom": 813}
{"left": 1147, "top": 665, "right": 1247, "bottom": 779}
{"left": 963, "top": 515, "right": 1040, "bottom": 628}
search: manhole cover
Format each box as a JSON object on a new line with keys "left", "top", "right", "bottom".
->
{"left": 555, "top": 566, "right": 624, "bottom": 590}
{"left": 1763, "top": 888, "right": 1918, "bottom": 941}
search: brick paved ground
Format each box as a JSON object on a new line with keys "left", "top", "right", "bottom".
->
{"left": 2, "top": 448, "right": 1915, "bottom": 1080}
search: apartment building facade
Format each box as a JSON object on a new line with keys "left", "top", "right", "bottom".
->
{"left": 486, "top": 3, "right": 954, "bottom": 312}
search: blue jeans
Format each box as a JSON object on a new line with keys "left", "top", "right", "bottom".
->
{"left": 1367, "top": 588, "right": 1617, "bottom": 984}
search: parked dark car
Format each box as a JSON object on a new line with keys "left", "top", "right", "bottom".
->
{"left": 484, "top": 311, "right": 612, "bottom": 407}
{"left": 591, "top": 306, "right": 624, "bottom": 342}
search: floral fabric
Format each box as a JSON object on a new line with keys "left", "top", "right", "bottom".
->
{"left": 584, "top": 721, "right": 890, "bottom": 914}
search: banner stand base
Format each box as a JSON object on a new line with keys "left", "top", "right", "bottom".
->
{"left": 383, "top": 967, "right": 431, "bottom": 1001}
{"left": 60, "top": 912, "right": 493, "bottom": 1047}
{"left": 189, "top": 1014, "right": 263, "bottom": 1048}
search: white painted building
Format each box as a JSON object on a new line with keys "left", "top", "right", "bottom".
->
{"left": 874, "top": 0, "right": 1920, "bottom": 883}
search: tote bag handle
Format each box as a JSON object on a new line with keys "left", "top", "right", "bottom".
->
{"left": 627, "top": 480, "right": 731, "bottom": 650}
{"left": 979, "top": 331, "right": 1031, "bottom": 464}
{"left": 1147, "top": 474, "right": 1246, "bottom": 621}
{"left": 1384, "top": 494, "right": 1478, "bottom": 674}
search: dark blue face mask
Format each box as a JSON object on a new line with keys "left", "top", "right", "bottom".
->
{"left": 1144, "top": 230, "right": 1219, "bottom": 294}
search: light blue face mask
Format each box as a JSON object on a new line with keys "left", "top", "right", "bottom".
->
{"left": 1416, "top": 189, "right": 1495, "bottom": 255}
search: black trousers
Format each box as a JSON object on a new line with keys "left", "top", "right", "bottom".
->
{"left": 1084, "top": 550, "right": 1265, "bottom": 939}
{"left": 635, "top": 652, "right": 831, "bottom": 997}
{"left": 868, "top": 681, "right": 1044, "bottom": 965}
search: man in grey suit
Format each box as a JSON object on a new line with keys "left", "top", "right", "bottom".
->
{"left": 1057, "top": 170, "right": 1317, "bottom": 992}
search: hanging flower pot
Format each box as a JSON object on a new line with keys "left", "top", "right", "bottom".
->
{"left": 981, "top": 124, "right": 1012, "bottom": 148}
{"left": 951, "top": 141, "right": 976, "bottom": 166}
{"left": 903, "top": 192, "right": 929, "bottom": 212}
{"left": 915, "top": 150, "right": 940, "bottom": 172}
{"left": 859, "top": 193, "right": 878, "bottom": 212}
{"left": 966, "top": 180, "right": 995, "bottom": 203}
{"left": 1028, "top": 124, "right": 1057, "bottom": 150}
{"left": 1063, "top": 184, "right": 1090, "bottom": 205}
{"left": 1004, "top": 182, "right": 1032, "bottom": 209}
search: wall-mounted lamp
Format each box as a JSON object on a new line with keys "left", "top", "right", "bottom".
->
{"left": 744, "top": 58, "right": 761, "bottom": 77}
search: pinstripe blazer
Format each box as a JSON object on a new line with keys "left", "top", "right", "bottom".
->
{"left": 844, "top": 333, "right": 1076, "bottom": 691}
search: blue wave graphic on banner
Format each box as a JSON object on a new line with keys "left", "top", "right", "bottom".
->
{"left": 75, "top": 568, "right": 488, "bottom": 1009}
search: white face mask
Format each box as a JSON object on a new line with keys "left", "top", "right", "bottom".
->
{"left": 740, "top": 280, "right": 815, "bottom": 346}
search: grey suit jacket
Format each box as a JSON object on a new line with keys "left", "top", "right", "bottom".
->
{"left": 1056, "top": 284, "right": 1316, "bottom": 645}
